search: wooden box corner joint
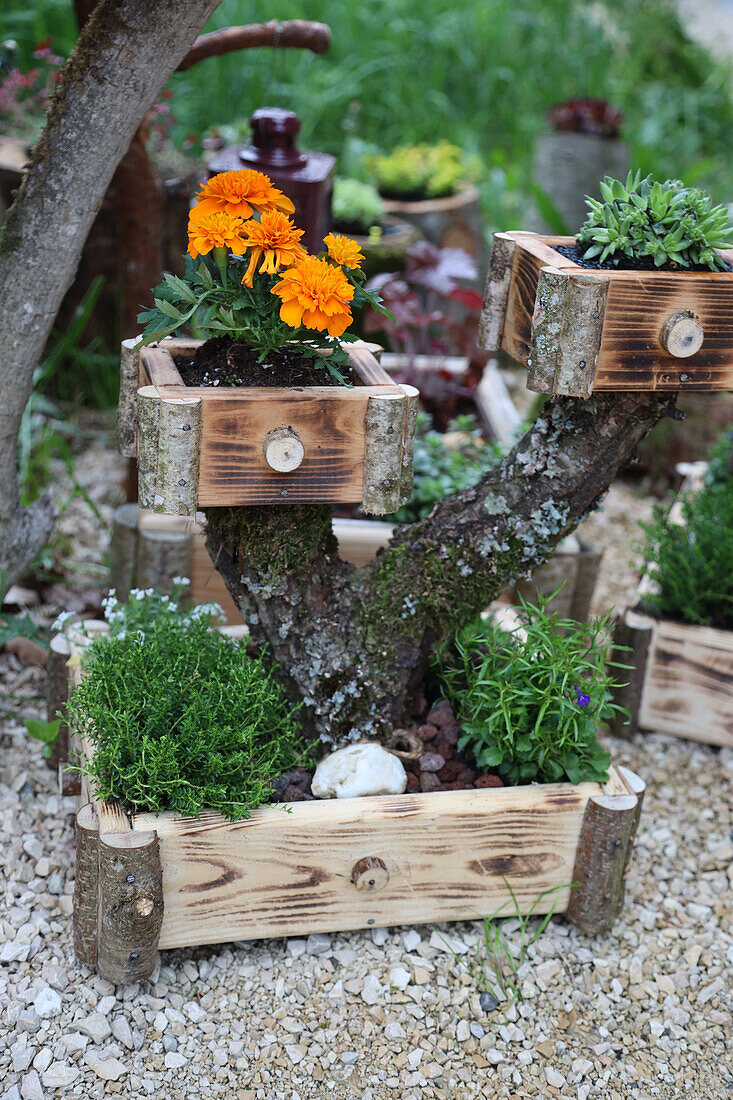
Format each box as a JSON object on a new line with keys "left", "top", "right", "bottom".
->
{"left": 128, "top": 339, "right": 416, "bottom": 513}
{"left": 479, "top": 231, "right": 733, "bottom": 394}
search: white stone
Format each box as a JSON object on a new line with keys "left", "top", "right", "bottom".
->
{"left": 183, "top": 1002, "right": 207, "bottom": 1023}
{"left": 163, "top": 1053, "right": 187, "bottom": 1070}
{"left": 96, "top": 995, "right": 117, "bottom": 1015}
{"left": 33, "top": 988, "right": 61, "bottom": 1019}
{"left": 312, "top": 743, "right": 406, "bottom": 799}
{"left": 12, "top": 1039, "right": 34, "bottom": 1072}
{"left": 32, "top": 1050, "right": 51, "bottom": 1074}
{"left": 361, "top": 974, "right": 383, "bottom": 1005}
{"left": 572, "top": 1058, "right": 593, "bottom": 1078}
{"left": 19, "top": 1072, "right": 43, "bottom": 1100}
{"left": 76, "top": 1013, "right": 112, "bottom": 1043}
{"left": 545, "top": 1066, "right": 566, "bottom": 1088}
{"left": 456, "top": 1020, "right": 470, "bottom": 1042}
{"left": 402, "top": 930, "right": 421, "bottom": 952}
{"left": 407, "top": 1049, "right": 423, "bottom": 1069}
{"left": 389, "top": 966, "right": 411, "bottom": 991}
{"left": 384, "top": 1022, "right": 406, "bottom": 1040}
{"left": 305, "top": 933, "right": 331, "bottom": 956}
{"left": 111, "top": 1016, "right": 134, "bottom": 1049}
{"left": 83, "top": 1052, "right": 128, "bottom": 1081}
{"left": 41, "top": 1063, "right": 79, "bottom": 1090}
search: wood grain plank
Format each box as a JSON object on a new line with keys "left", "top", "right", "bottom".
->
{"left": 131, "top": 780, "right": 604, "bottom": 948}
{"left": 639, "top": 617, "right": 733, "bottom": 746}
{"left": 594, "top": 270, "right": 733, "bottom": 390}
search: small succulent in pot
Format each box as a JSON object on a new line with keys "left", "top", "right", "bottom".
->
{"left": 576, "top": 170, "right": 733, "bottom": 270}
{"left": 332, "top": 177, "right": 385, "bottom": 236}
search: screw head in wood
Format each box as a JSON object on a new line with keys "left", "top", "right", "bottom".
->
{"left": 351, "top": 856, "right": 389, "bottom": 892}
{"left": 660, "top": 311, "right": 703, "bottom": 358}
{"left": 263, "top": 428, "right": 305, "bottom": 472}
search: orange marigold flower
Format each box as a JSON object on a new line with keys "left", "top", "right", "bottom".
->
{"left": 272, "top": 256, "right": 355, "bottom": 338}
{"left": 240, "top": 210, "right": 307, "bottom": 287}
{"left": 324, "top": 232, "right": 364, "bottom": 270}
{"left": 187, "top": 209, "right": 247, "bottom": 259}
{"left": 193, "top": 169, "right": 295, "bottom": 220}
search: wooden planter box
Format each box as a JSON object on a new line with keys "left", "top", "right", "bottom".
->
{"left": 480, "top": 231, "right": 733, "bottom": 396}
{"left": 610, "top": 463, "right": 733, "bottom": 748}
{"left": 62, "top": 621, "right": 644, "bottom": 983}
{"left": 117, "top": 337, "right": 418, "bottom": 516}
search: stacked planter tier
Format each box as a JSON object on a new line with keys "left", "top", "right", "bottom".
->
{"left": 610, "top": 464, "right": 733, "bottom": 748}
{"left": 118, "top": 337, "right": 418, "bottom": 515}
{"left": 480, "top": 231, "right": 733, "bottom": 395}
{"left": 62, "top": 622, "right": 645, "bottom": 984}
{"left": 381, "top": 183, "right": 487, "bottom": 278}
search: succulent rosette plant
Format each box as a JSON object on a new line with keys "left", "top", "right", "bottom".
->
{"left": 138, "top": 168, "right": 391, "bottom": 384}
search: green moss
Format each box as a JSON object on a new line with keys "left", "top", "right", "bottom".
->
{"left": 205, "top": 505, "right": 335, "bottom": 578}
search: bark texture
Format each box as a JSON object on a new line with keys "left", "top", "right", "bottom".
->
{"left": 206, "top": 392, "right": 675, "bottom": 747}
{"left": 0, "top": 0, "right": 220, "bottom": 585}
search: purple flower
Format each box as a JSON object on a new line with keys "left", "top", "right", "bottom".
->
{"left": 575, "top": 685, "right": 591, "bottom": 708}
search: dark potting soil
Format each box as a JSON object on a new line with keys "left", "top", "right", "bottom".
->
{"left": 556, "top": 242, "right": 732, "bottom": 274}
{"left": 378, "top": 186, "right": 456, "bottom": 204}
{"left": 270, "top": 698, "right": 505, "bottom": 803}
{"left": 177, "top": 338, "right": 358, "bottom": 389}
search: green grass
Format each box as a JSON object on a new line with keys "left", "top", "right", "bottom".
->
{"left": 5, "top": 0, "right": 733, "bottom": 234}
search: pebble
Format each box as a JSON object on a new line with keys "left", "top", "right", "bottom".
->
{"left": 19, "top": 1072, "right": 43, "bottom": 1100}
{"left": 361, "top": 975, "right": 382, "bottom": 1004}
{"left": 545, "top": 1066, "right": 566, "bottom": 1088}
{"left": 83, "top": 1052, "right": 127, "bottom": 1081}
{"left": 305, "top": 933, "right": 331, "bottom": 956}
{"left": 40, "top": 1063, "right": 79, "bottom": 1089}
{"left": 389, "top": 966, "right": 411, "bottom": 990}
{"left": 163, "top": 1053, "right": 186, "bottom": 1070}
{"left": 479, "top": 991, "right": 499, "bottom": 1013}
{"left": 75, "top": 1013, "right": 112, "bottom": 1043}
{"left": 33, "top": 988, "right": 61, "bottom": 1019}
{"left": 110, "top": 1016, "right": 134, "bottom": 1049}
{"left": 418, "top": 752, "right": 445, "bottom": 773}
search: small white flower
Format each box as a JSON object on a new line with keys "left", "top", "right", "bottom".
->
{"left": 51, "top": 610, "right": 74, "bottom": 632}
{"left": 172, "top": 576, "right": 190, "bottom": 587}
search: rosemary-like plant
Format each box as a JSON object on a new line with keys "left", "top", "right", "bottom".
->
{"left": 637, "top": 454, "right": 733, "bottom": 630}
{"left": 64, "top": 586, "right": 309, "bottom": 820}
{"left": 577, "top": 170, "right": 733, "bottom": 269}
{"left": 433, "top": 596, "right": 623, "bottom": 785}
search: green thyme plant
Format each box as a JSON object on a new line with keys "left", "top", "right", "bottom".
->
{"left": 637, "top": 461, "right": 733, "bottom": 630}
{"left": 64, "top": 585, "right": 310, "bottom": 820}
{"left": 332, "top": 178, "right": 385, "bottom": 235}
{"left": 577, "top": 171, "right": 733, "bottom": 269}
{"left": 366, "top": 142, "right": 480, "bottom": 201}
{"left": 433, "top": 596, "right": 624, "bottom": 785}
{"left": 385, "top": 414, "right": 505, "bottom": 523}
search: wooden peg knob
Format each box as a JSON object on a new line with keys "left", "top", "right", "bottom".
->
{"left": 135, "top": 896, "right": 155, "bottom": 918}
{"left": 351, "top": 856, "right": 389, "bottom": 892}
{"left": 263, "top": 428, "right": 304, "bottom": 472}
{"left": 660, "top": 311, "right": 703, "bottom": 358}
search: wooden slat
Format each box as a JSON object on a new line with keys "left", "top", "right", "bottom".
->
{"left": 132, "top": 779, "right": 606, "bottom": 949}
{"left": 141, "top": 348, "right": 184, "bottom": 388}
{"left": 638, "top": 617, "right": 733, "bottom": 747}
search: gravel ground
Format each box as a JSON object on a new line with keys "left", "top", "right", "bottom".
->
{"left": 1, "top": 433, "right": 731, "bottom": 1100}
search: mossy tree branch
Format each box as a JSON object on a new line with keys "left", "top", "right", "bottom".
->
{"left": 206, "top": 392, "right": 674, "bottom": 747}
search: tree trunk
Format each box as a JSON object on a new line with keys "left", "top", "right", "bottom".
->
{"left": 206, "top": 392, "right": 675, "bottom": 747}
{"left": 0, "top": 0, "right": 220, "bottom": 586}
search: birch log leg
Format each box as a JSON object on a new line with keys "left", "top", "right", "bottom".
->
{"left": 362, "top": 392, "right": 408, "bottom": 514}
{"left": 566, "top": 791, "right": 640, "bottom": 933}
{"left": 117, "top": 337, "right": 143, "bottom": 458}
{"left": 97, "top": 831, "right": 163, "bottom": 984}
{"left": 109, "top": 503, "right": 140, "bottom": 601}
{"left": 73, "top": 805, "right": 99, "bottom": 967}
{"left": 137, "top": 388, "right": 202, "bottom": 517}
{"left": 46, "top": 632, "right": 71, "bottom": 776}
{"left": 570, "top": 547, "right": 602, "bottom": 622}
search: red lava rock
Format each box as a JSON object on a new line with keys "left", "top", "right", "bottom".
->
{"left": 426, "top": 700, "right": 455, "bottom": 728}
{"left": 437, "top": 760, "right": 463, "bottom": 783}
{"left": 406, "top": 772, "right": 420, "bottom": 793}
{"left": 447, "top": 779, "right": 470, "bottom": 790}
{"left": 420, "top": 772, "right": 442, "bottom": 793}
{"left": 282, "top": 784, "right": 306, "bottom": 801}
{"left": 476, "top": 774, "right": 504, "bottom": 789}
{"left": 415, "top": 723, "right": 438, "bottom": 742}
{"left": 439, "top": 724, "right": 460, "bottom": 746}
{"left": 419, "top": 752, "right": 445, "bottom": 773}
{"left": 435, "top": 741, "right": 455, "bottom": 761}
